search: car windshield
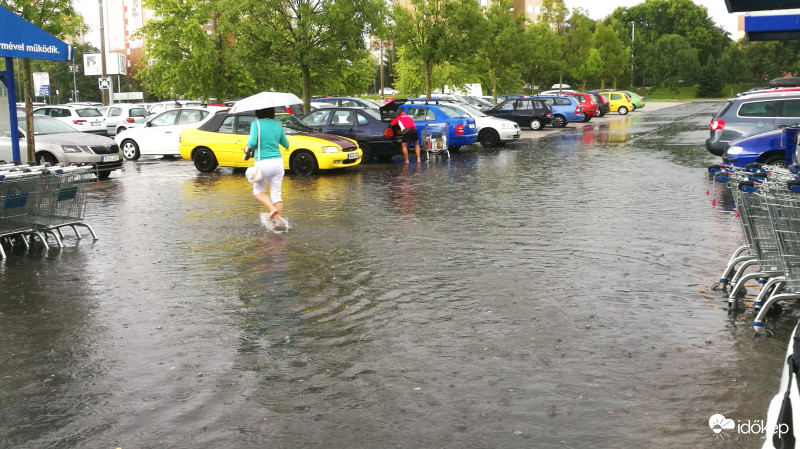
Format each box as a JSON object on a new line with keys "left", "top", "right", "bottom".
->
{"left": 362, "top": 109, "right": 381, "bottom": 120}
{"left": 24, "top": 116, "right": 79, "bottom": 134}
{"left": 360, "top": 99, "right": 383, "bottom": 109}
{"left": 457, "top": 104, "right": 487, "bottom": 117}
{"left": 439, "top": 105, "right": 469, "bottom": 118}
{"left": 275, "top": 114, "right": 313, "bottom": 134}
{"left": 76, "top": 108, "right": 103, "bottom": 117}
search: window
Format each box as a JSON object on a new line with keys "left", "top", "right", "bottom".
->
{"left": 150, "top": 110, "right": 179, "bottom": 126}
{"left": 109, "top": 107, "right": 121, "bottom": 117}
{"left": 780, "top": 99, "right": 800, "bottom": 117}
{"left": 611, "top": 94, "right": 622, "bottom": 100}
{"left": 178, "top": 109, "right": 206, "bottom": 124}
{"left": 236, "top": 116, "right": 254, "bottom": 134}
{"left": 340, "top": 100, "right": 358, "bottom": 107}
{"left": 129, "top": 107, "right": 148, "bottom": 117}
{"left": 527, "top": 5, "right": 533, "bottom": 12}
{"left": 332, "top": 110, "right": 355, "bottom": 126}
{"left": 303, "top": 111, "right": 330, "bottom": 127}
{"left": 515, "top": 100, "right": 533, "bottom": 111}
{"left": 356, "top": 112, "right": 369, "bottom": 126}
{"left": 738, "top": 101, "right": 778, "bottom": 117}
{"left": 439, "top": 106, "right": 468, "bottom": 118}
{"left": 218, "top": 116, "right": 235, "bottom": 134}
{"left": 533, "top": 100, "right": 546, "bottom": 109}
{"left": 407, "top": 107, "right": 428, "bottom": 121}
{"left": 556, "top": 98, "right": 571, "bottom": 106}
{"left": 499, "top": 101, "right": 514, "bottom": 111}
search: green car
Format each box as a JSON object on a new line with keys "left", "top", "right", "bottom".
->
{"left": 619, "top": 90, "right": 645, "bottom": 110}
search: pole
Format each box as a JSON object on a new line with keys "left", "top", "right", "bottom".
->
{"left": 98, "top": 0, "right": 109, "bottom": 106}
{"left": 72, "top": 63, "right": 78, "bottom": 102}
{"left": 379, "top": 40, "right": 384, "bottom": 100}
{"left": 630, "top": 21, "right": 635, "bottom": 87}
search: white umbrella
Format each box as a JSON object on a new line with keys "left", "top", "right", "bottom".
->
{"left": 229, "top": 91, "right": 303, "bottom": 114}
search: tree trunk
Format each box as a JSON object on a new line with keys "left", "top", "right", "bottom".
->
{"left": 490, "top": 66, "right": 497, "bottom": 101}
{"left": 301, "top": 64, "right": 311, "bottom": 115}
{"left": 21, "top": 59, "right": 35, "bottom": 162}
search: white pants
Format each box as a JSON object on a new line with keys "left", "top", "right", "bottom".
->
{"left": 251, "top": 158, "right": 284, "bottom": 204}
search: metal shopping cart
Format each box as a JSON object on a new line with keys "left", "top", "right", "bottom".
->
{"left": 30, "top": 166, "right": 97, "bottom": 248}
{"left": 0, "top": 170, "right": 47, "bottom": 258}
{"left": 421, "top": 123, "right": 449, "bottom": 159}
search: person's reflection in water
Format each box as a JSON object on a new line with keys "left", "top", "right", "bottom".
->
{"left": 388, "top": 164, "right": 420, "bottom": 216}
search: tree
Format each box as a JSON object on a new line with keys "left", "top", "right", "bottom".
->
{"left": 539, "top": 0, "right": 567, "bottom": 33}
{"left": 696, "top": 60, "right": 722, "bottom": 98}
{"left": 478, "top": 0, "right": 526, "bottom": 100}
{"left": 522, "top": 22, "right": 562, "bottom": 94}
{"left": 1, "top": 0, "right": 86, "bottom": 161}
{"left": 651, "top": 34, "right": 699, "bottom": 98}
{"left": 564, "top": 10, "right": 595, "bottom": 89}
{"left": 227, "top": 0, "right": 386, "bottom": 112}
{"left": 717, "top": 42, "right": 749, "bottom": 97}
{"left": 136, "top": 0, "right": 252, "bottom": 102}
{"left": 593, "top": 22, "right": 628, "bottom": 90}
{"left": 392, "top": 0, "right": 485, "bottom": 99}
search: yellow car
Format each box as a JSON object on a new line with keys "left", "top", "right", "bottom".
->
{"left": 599, "top": 92, "right": 634, "bottom": 115}
{"left": 179, "top": 111, "right": 362, "bottom": 175}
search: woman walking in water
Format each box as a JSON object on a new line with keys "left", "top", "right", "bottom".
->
{"left": 246, "top": 107, "right": 290, "bottom": 230}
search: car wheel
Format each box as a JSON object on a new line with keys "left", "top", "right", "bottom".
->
{"left": 551, "top": 115, "right": 567, "bottom": 128}
{"left": 631, "top": 105, "right": 637, "bottom": 112}
{"left": 763, "top": 154, "right": 786, "bottom": 166}
{"left": 193, "top": 148, "right": 218, "bottom": 173}
{"left": 582, "top": 115, "right": 591, "bottom": 122}
{"left": 449, "top": 146, "right": 461, "bottom": 153}
{"left": 478, "top": 129, "right": 501, "bottom": 147}
{"left": 359, "top": 142, "right": 373, "bottom": 164}
{"left": 291, "top": 151, "right": 318, "bottom": 176}
{"left": 529, "top": 118, "right": 543, "bottom": 130}
{"left": 97, "top": 171, "right": 112, "bottom": 181}
{"left": 36, "top": 152, "right": 58, "bottom": 166}
{"left": 121, "top": 139, "right": 141, "bottom": 161}
{"left": 598, "top": 110, "right": 606, "bottom": 117}
{"left": 618, "top": 106, "right": 628, "bottom": 115}
{"left": 116, "top": 126, "right": 127, "bottom": 135}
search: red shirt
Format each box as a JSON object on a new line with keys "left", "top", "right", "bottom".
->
{"left": 391, "top": 114, "right": 415, "bottom": 130}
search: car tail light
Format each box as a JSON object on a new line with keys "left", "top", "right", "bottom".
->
{"left": 126, "top": 118, "right": 135, "bottom": 123}
{"left": 286, "top": 106, "right": 294, "bottom": 115}
{"left": 575, "top": 106, "right": 581, "bottom": 114}
{"left": 546, "top": 113, "right": 552, "bottom": 117}
{"left": 710, "top": 120, "right": 725, "bottom": 131}
{"left": 72, "top": 119, "right": 86, "bottom": 125}
{"left": 455, "top": 124, "right": 464, "bottom": 135}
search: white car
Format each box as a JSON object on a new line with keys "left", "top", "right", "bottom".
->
{"left": 115, "top": 106, "right": 224, "bottom": 160}
{"left": 105, "top": 104, "right": 149, "bottom": 137}
{"left": 432, "top": 101, "right": 521, "bottom": 147}
{"left": 32, "top": 104, "right": 107, "bottom": 135}
{"left": 381, "top": 87, "right": 398, "bottom": 95}
{"left": 1, "top": 115, "right": 122, "bottom": 180}
{"left": 146, "top": 100, "right": 204, "bottom": 117}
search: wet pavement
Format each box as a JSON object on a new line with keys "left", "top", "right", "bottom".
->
{"left": 0, "top": 101, "right": 791, "bottom": 448}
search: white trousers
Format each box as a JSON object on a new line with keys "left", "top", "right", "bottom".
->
{"left": 251, "top": 158, "right": 284, "bottom": 204}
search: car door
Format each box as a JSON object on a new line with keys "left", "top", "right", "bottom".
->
{"left": 215, "top": 115, "right": 255, "bottom": 165}
{"left": 136, "top": 110, "right": 180, "bottom": 154}
{"left": 326, "top": 110, "right": 358, "bottom": 140}
{"left": 512, "top": 99, "right": 535, "bottom": 125}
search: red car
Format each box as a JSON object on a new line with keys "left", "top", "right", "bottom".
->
{"left": 562, "top": 92, "right": 599, "bottom": 122}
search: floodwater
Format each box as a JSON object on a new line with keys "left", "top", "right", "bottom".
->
{"left": 0, "top": 102, "right": 791, "bottom": 448}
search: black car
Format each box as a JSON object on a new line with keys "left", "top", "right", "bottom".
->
{"left": 301, "top": 107, "right": 399, "bottom": 163}
{"left": 585, "top": 92, "right": 610, "bottom": 116}
{"left": 484, "top": 98, "right": 552, "bottom": 130}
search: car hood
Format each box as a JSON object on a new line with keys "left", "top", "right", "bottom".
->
{"left": 290, "top": 132, "right": 357, "bottom": 149}
{"left": 33, "top": 132, "right": 116, "bottom": 146}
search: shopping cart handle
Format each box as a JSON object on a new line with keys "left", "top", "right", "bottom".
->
{"left": 716, "top": 175, "right": 732, "bottom": 183}
{"left": 746, "top": 163, "right": 764, "bottom": 172}
{"left": 708, "top": 164, "right": 727, "bottom": 173}
{"left": 789, "top": 165, "right": 800, "bottom": 174}
{"left": 748, "top": 172, "right": 769, "bottom": 179}
{"left": 788, "top": 180, "right": 800, "bottom": 193}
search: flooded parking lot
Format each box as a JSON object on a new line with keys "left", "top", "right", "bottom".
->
{"left": 1, "top": 101, "right": 792, "bottom": 448}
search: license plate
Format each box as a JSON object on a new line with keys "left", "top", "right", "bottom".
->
{"left": 91, "top": 121, "right": 102, "bottom": 126}
{"left": 347, "top": 152, "right": 358, "bottom": 160}
{"left": 102, "top": 155, "right": 119, "bottom": 162}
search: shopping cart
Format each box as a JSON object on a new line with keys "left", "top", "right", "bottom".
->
{"left": 30, "top": 166, "right": 97, "bottom": 247}
{"left": 0, "top": 170, "right": 49, "bottom": 258}
{"left": 421, "top": 123, "right": 449, "bottom": 159}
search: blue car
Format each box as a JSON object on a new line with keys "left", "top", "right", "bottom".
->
{"left": 395, "top": 101, "right": 479, "bottom": 149}
{"left": 311, "top": 97, "right": 383, "bottom": 110}
{"left": 723, "top": 125, "right": 799, "bottom": 167}
{"left": 527, "top": 95, "right": 585, "bottom": 128}
{"left": 301, "top": 107, "right": 399, "bottom": 163}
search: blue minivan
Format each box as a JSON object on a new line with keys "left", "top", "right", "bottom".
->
{"left": 527, "top": 95, "right": 585, "bottom": 128}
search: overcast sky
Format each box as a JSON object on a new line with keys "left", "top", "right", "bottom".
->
{"left": 77, "top": 0, "right": 740, "bottom": 48}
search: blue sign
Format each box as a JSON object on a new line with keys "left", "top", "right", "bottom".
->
{"left": 39, "top": 85, "right": 49, "bottom": 96}
{"left": 0, "top": 5, "right": 73, "bottom": 61}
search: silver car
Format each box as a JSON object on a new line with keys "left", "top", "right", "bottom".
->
{"left": 0, "top": 116, "right": 122, "bottom": 180}
{"left": 104, "top": 103, "right": 149, "bottom": 136}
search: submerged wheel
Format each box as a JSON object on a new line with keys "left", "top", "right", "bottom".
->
{"left": 762, "top": 154, "right": 786, "bottom": 166}
{"left": 529, "top": 118, "right": 543, "bottom": 130}
{"left": 193, "top": 148, "right": 218, "bottom": 173}
{"left": 291, "top": 151, "right": 318, "bottom": 176}
{"left": 97, "top": 171, "right": 112, "bottom": 181}
{"left": 478, "top": 129, "right": 501, "bottom": 147}
{"left": 359, "top": 142, "right": 373, "bottom": 164}
{"left": 551, "top": 115, "right": 567, "bottom": 128}
{"left": 618, "top": 106, "right": 629, "bottom": 115}
{"left": 121, "top": 139, "right": 141, "bottom": 161}
{"left": 36, "top": 152, "right": 58, "bottom": 166}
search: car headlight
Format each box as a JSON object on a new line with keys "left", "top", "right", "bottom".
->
{"left": 321, "top": 146, "right": 340, "bottom": 153}
{"left": 501, "top": 124, "right": 516, "bottom": 129}
{"left": 726, "top": 145, "right": 744, "bottom": 155}
{"left": 61, "top": 145, "right": 83, "bottom": 153}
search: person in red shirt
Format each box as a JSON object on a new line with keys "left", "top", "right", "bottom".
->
{"left": 390, "top": 111, "right": 421, "bottom": 163}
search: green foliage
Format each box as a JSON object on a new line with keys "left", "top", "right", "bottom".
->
{"left": 645, "top": 85, "right": 697, "bottom": 100}
{"left": 651, "top": 34, "right": 700, "bottom": 97}
{"left": 28, "top": 43, "right": 103, "bottom": 103}
{"left": 717, "top": 42, "right": 749, "bottom": 97}
{"left": 565, "top": 11, "right": 595, "bottom": 86}
{"left": 696, "top": 62, "right": 722, "bottom": 98}
{"left": 593, "top": 22, "right": 628, "bottom": 89}
{"left": 479, "top": 0, "right": 526, "bottom": 98}
{"left": 522, "top": 22, "right": 562, "bottom": 93}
